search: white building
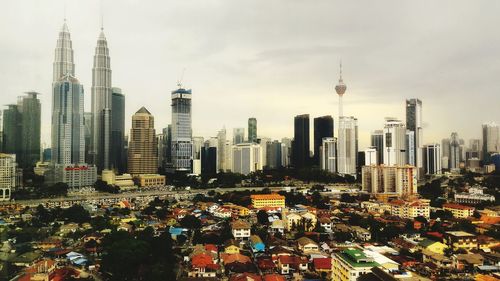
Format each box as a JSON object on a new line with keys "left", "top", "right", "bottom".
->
{"left": 232, "top": 143, "right": 262, "bottom": 175}
{"left": 337, "top": 116, "right": 358, "bottom": 177}
{"left": 364, "top": 147, "right": 378, "bottom": 165}
{"left": 424, "top": 143, "right": 442, "bottom": 175}
{"left": 320, "top": 137, "right": 337, "bottom": 173}
{"left": 0, "top": 154, "right": 16, "bottom": 201}
{"left": 171, "top": 87, "right": 193, "bottom": 172}
{"left": 53, "top": 164, "right": 97, "bottom": 188}
{"left": 383, "top": 118, "right": 407, "bottom": 166}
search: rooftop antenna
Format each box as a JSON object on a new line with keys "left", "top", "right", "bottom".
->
{"left": 100, "top": 0, "right": 104, "bottom": 30}
{"left": 63, "top": 0, "right": 67, "bottom": 22}
{"left": 177, "top": 68, "right": 186, "bottom": 88}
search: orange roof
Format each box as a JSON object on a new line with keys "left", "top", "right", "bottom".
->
{"left": 221, "top": 253, "right": 252, "bottom": 265}
{"left": 192, "top": 253, "right": 216, "bottom": 268}
{"left": 443, "top": 203, "right": 474, "bottom": 210}
{"left": 251, "top": 194, "right": 285, "bottom": 200}
{"left": 476, "top": 274, "right": 500, "bottom": 281}
{"left": 231, "top": 220, "right": 251, "bottom": 229}
{"left": 263, "top": 274, "right": 286, "bottom": 281}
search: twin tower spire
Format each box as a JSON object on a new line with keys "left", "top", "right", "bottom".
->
{"left": 52, "top": 20, "right": 114, "bottom": 171}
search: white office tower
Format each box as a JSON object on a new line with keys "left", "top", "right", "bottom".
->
{"left": 217, "top": 128, "right": 227, "bottom": 171}
{"left": 91, "top": 28, "right": 113, "bottom": 171}
{"left": 423, "top": 143, "right": 441, "bottom": 175}
{"left": 364, "top": 147, "right": 377, "bottom": 165}
{"left": 192, "top": 136, "right": 204, "bottom": 175}
{"left": 483, "top": 122, "right": 499, "bottom": 161}
{"left": 53, "top": 21, "right": 75, "bottom": 82}
{"left": 337, "top": 117, "right": 358, "bottom": 176}
{"left": 258, "top": 137, "right": 271, "bottom": 168}
{"left": 233, "top": 128, "right": 245, "bottom": 145}
{"left": 383, "top": 118, "right": 407, "bottom": 166}
{"left": 232, "top": 143, "right": 262, "bottom": 175}
{"left": 281, "top": 138, "right": 292, "bottom": 167}
{"left": 449, "top": 132, "right": 461, "bottom": 170}
{"left": 441, "top": 138, "right": 450, "bottom": 170}
{"left": 320, "top": 137, "right": 337, "bottom": 173}
{"left": 406, "top": 130, "right": 415, "bottom": 165}
{"left": 361, "top": 165, "right": 418, "bottom": 196}
{"left": 0, "top": 154, "right": 16, "bottom": 201}
{"left": 406, "top": 99, "right": 423, "bottom": 170}
{"left": 171, "top": 87, "right": 193, "bottom": 172}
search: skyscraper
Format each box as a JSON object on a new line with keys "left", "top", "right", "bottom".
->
{"left": 0, "top": 154, "right": 17, "bottom": 201}
{"left": 2, "top": 105, "right": 22, "bottom": 156}
{"left": 383, "top": 118, "right": 407, "bottom": 166}
{"left": 266, "top": 140, "right": 282, "bottom": 169}
{"left": 110, "top": 87, "right": 125, "bottom": 173}
{"left": 320, "top": 137, "right": 337, "bottom": 173}
{"left": 53, "top": 20, "right": 74, "bottom": 82}
{"left": 482, "top": 122, "right": 499, "bottom": 163}
{"left": 171, "top": 87, "right": 193, "bottom": 172}
{"left": 406, "top": 99, "right": 423, "bottom": 168}
{"left": 83, "top": 112, "right": 92, "bottom": 163}
{"left": 423, "top": 143, "right": 441, "bottom": 175}
{"left": 91, "top": 28, "right": 113, "bottom": 171}
{"left": 248, "top": 118, "right": 257, "bottom": 143}
{"left": 18, "top": 92, "right": 41, "bottom": 168}
{"left": 313, "top": 115, "right": 334, "bottom": 166}
{"left": 232, "top": 143, "right": 262, "bottom": 175}
{"left": 128, "top": 107, "right": 157, "bottom": 175}
{"left": 292, "top": 114, "right": 310, "bottom": 169}
{"left": 217, "top": 128, "right": 227, "bottom": 171}
{"left": 281, "top": 137, "right": 292, "bottom": 168}
{"left": 51, "top": 74, "right": 85, "bottom": 165}
{"left": 370, "top": 130, "right": 384, "bottom": 165}
{"left": 201, "top": 140, "right": 217, "bottom": 175}
{"left": 441, "top": 138, "right": 450, "bottom": 170}
{"left": 233, "top": 128, "right": 245, "bottom": 144}
{"left": 364, "top": 147, "right": 377, "bottom": 165}
{"left": 449, "top": 132, "right": 461, "bottom": 169}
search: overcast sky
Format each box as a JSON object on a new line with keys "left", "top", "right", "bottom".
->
{"left": 1, "top": 0, "right": 499, "bottom": 149}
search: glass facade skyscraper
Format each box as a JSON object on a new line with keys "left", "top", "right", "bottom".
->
{"left": 171, "top": 87, "right": 193, "bottom": 172}
{"left": 313, "top": 115, "right": 334, "bottom": 166}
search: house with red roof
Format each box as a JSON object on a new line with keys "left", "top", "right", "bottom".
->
{"left": 277, "top": 255, "right": 308, "bottom": 274}
{"left": 189, "top": 253, "right": 219, "bottom": 278}
{"left": 313, "top": 257, "right": 332, "bottom": 277}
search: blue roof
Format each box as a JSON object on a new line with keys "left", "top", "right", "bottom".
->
{"left": 169, "top": 227, "right": 184, "bottom": 235}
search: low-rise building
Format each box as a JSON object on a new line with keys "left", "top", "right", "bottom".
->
{"left": 445, "top": 231, "right": 478, "bottom": 251}
{"left": 231, "top": 220, "right": 251, "bottom": 240}
{"left": 297, "top": 237, "right": 319, "bottom": 254}
{"left": 51, "top": 164, "right": 97, "bottom": 188}
{"left": 137, "top": 174, "right": 166, "bottom": 187}
{"left": 443, "top": 203, "right": 475, "bottom": 218}
{"left": 352, "top": 226, "right": 372, "bottom": 241}
{"left": 332, "top": 248, "right": 379, "bottom": 281}
{"left": 389, "top": 199, "right": 430, "bottom": 219}
{"left": 251, "top": 194, "right": 285, "bottom": 209}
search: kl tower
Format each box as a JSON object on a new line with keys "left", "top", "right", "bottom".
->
{"left": 335, "top": 62, "right": 346, "bottom": 117}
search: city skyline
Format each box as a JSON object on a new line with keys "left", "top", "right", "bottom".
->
{"left": 1, "top": 1, "right": 499, "bottom": 149}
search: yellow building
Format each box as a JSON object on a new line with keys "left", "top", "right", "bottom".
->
{"left": 137, "top": 174, "right": 166, "bottom": 187}
{"left": 251, "top": 194, "right": 285, "bottom": 209}
{"left": 418, "top": 239, "right": 448, "bottom": 255}
{"left": 443, "top": 203, "right": 475, "bottom": 219}
{"left": 332, "top": 248, "right": 379, "bottom": 281}
{"left": 224, "top": 203, "right": 250, "bottom": 217}
{"left": 389, "top": 199, "right": 430, "bottom": 219}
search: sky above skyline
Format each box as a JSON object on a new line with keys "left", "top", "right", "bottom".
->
{"left": 1, "top": 0, "right": 499, "bottom": 149}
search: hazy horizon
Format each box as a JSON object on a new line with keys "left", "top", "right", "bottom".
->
{"left": 1, "top": 0, "right": 499, "bottom": 150}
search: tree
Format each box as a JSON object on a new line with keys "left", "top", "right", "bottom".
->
{"left": 61, "top": 205, "right": 91, "bottom": 224}
{"left": 340, "top": 193, "right": 355, "bottom": 203}
{"left": 257, "top": 210, "right": 269, "bottom": 225}
{"left": 180, "top": 215, "right": 201, "bottom": 229}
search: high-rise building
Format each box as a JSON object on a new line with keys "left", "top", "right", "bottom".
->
{"left": 313, "top": 115, "right": 334, "bottom": 166}
{"left": 128, "top": 107, "right": 158, "bottom": 175}
{"left": 406, "top": 130, "right": 415, "bottom": 166}
{"left": 201, "top": 141, "right": 217, "bottom": 175}
{"left": 406, "top": 99, "right": 423, "bottom": 168}
{"left": 441, "top": 138, "right": 450, "bottom": 170}
{"left": 224, "top": 140, "right": 233, "bottom": 172}
{"left": 91, "top": 28, "right": 113, "bottom": 171}
{"left": 292, "top": 114, "right": 310, "bottom": 169}
{"left": 83, "top": 112, "right": 92, "bottom": 163}
{"left": 371, "top": 130, "right": 384, "bottom": 165}
{"left": 233, "top": 128, "right": 245, "bottom": 145}
{"left": 423, "top": 143, "right": 441, "bottom": 175}
{"left": 449, "top": 132, "right": 461, "bottom": 170}
{"left": 51, "top": 74, "right": 85, "bottom": 165}
{"left": 163, "top": 125, "right": 172, "bottom": 169}
{"left": 2, "top": 105, "right": 22, "bottom": 156}
{"left": 320, "top": 137, "right": 337, "bottom": 173}
{"left": 248, "top": 118, "right": 257, "bottom": 143}
{"left": 171, "top": 87, "right": 193, "bottom": 172}
{"left": 18, "top": 92, "right": 41, "bottom": 168}
{"left": 257, "top": 137, "right": 271, "bottom": 168}
{"left": 110, "top": 87, "right": 125, "bottom": 173}
{"left": 361, "top": 165, "right": 418, "bottom": 196}
{"left": 467, "top": 139, "right": 481, "bottom": 161}
{"left": 232, "top": 143, "right": 262, "bottom": 175}
{"left": 217, "top": 128, "right": 227, "bottom": 171}
{"left": 0, "top": 154, "right": 17, "bottom": 201}
{"left": 281, "top": 138, "right": 292, "bottom": 168}
{"left": 337, "top": 116, "right": 358, "bottom": 176}
{"left": 192, "top": 136, "right": 204, "bottom": 175}
{"left": 482, "top": 122, "right": 499, "bottom": 163}
{"left": 266, "top": 140, "right": 282, "bottom": 169}
{"left": 364, "top": 147, "right": 377, "bottom": 165}
{"left": 53, "top": 20, "right": 75, "bottom": 82}
{"left": 382, "top": 118, "right": 406, "bottom": 166}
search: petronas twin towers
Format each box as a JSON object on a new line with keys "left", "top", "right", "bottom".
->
{"left": 51, "top": 20, "right": 123, "bottom": 171}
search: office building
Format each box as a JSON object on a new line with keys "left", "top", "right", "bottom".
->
{"left": 332, "top": 248, "right": 379, "bottom": 281}
{"left": 423, "top": 143, "right": 441, "bottom": 175}
{"left": 449, "top": 132, "right": 462, "bottom": 169}
{"left": 51, "top": 164, "right": 97, "bottom": 188}
{"left": 441, "top": 138, "right": 450, "bottom": 170}
{"left": 406, "top": 99, "right": 423, "bottom": 168}
{"left": 405, "top": 130, "right": 415, "bottom": 166}
{"left": 51, "top": 74, "right": 85, "bottom": 165}
{"left": 217, "top": 128, "right": 227, "bottom": 171}
{"left": 201, "top": 141, "right": 217, "bottom": 175}
{"left": 281, "top": 137, "right": 292, "bottom": 168}
{"left": 171, "top": 87, "right": 193, "bottom": 172}
{"left": 370, "top": 130, "right": 384, "bottom": 165}
{"left": 383, "top": 118, "right": 406, "bottom": 166}
{"left": 337, "top": 116, "right": 358, "bottom": 176}
{"left": 250, "top": 194, "right": 285, "bottom": 209}
{"left": 320, "top": 137, "right": 337, "bottom": 173}
{"left": 293, "top": 114, "right": 310, "bottom": 169}
{"left": 257, "top": 137, "right": 271, "bottom": 168}
{"left": 248, "top": 118, "right": 257, "bottom": 143}
{"left": 128, "top": 107, "right": 158, "bottom": 175}
{"left": 18, "top": 92, "right": 41, "bottom": 168}
{"left": 313, "top": 115, "right": 334, "bottom": 166}
{"left": 91, "top": 28, "right": 113, "bottom": 171}
{"left": 191, "top": 136, "right": 204, "bottom": 175}
{"left": 0, "top": 154, "right": 16, "bottom": 201}
{"left": 483, "top": 122, "right": 499, "bottom": 163}
{"left": 232, "top": 143, "right": 262, "bottom": 175}
{"left": 2, "top": 105, "right": 22, "bottom": 157}
{"left": 83, "top": 112, "right": 92, "bottom": 163}
{"left": 110, "top": 87, "right": 125, "bottom": 173}
{"left": 266, "top": 140, "right": 282, "bottom": 169}
{"left": 361, "top": 165, "right": 418, "bottom": 197}
{"left": 233, "top": 128, "right": 245, "bottom": 145}
{"left": 364, "top": 147, "right": 377, "bottom": 165}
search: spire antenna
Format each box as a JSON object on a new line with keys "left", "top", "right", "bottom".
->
{"left": 64, "top": 0, "right": 67, "bottom": 22}
{"left": 100, "top": 0, "right": 104, "bottom": 30}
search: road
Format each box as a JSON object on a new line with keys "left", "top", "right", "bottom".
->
{"left": 0, "top": 186, "right": 270, "bottom": 207}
